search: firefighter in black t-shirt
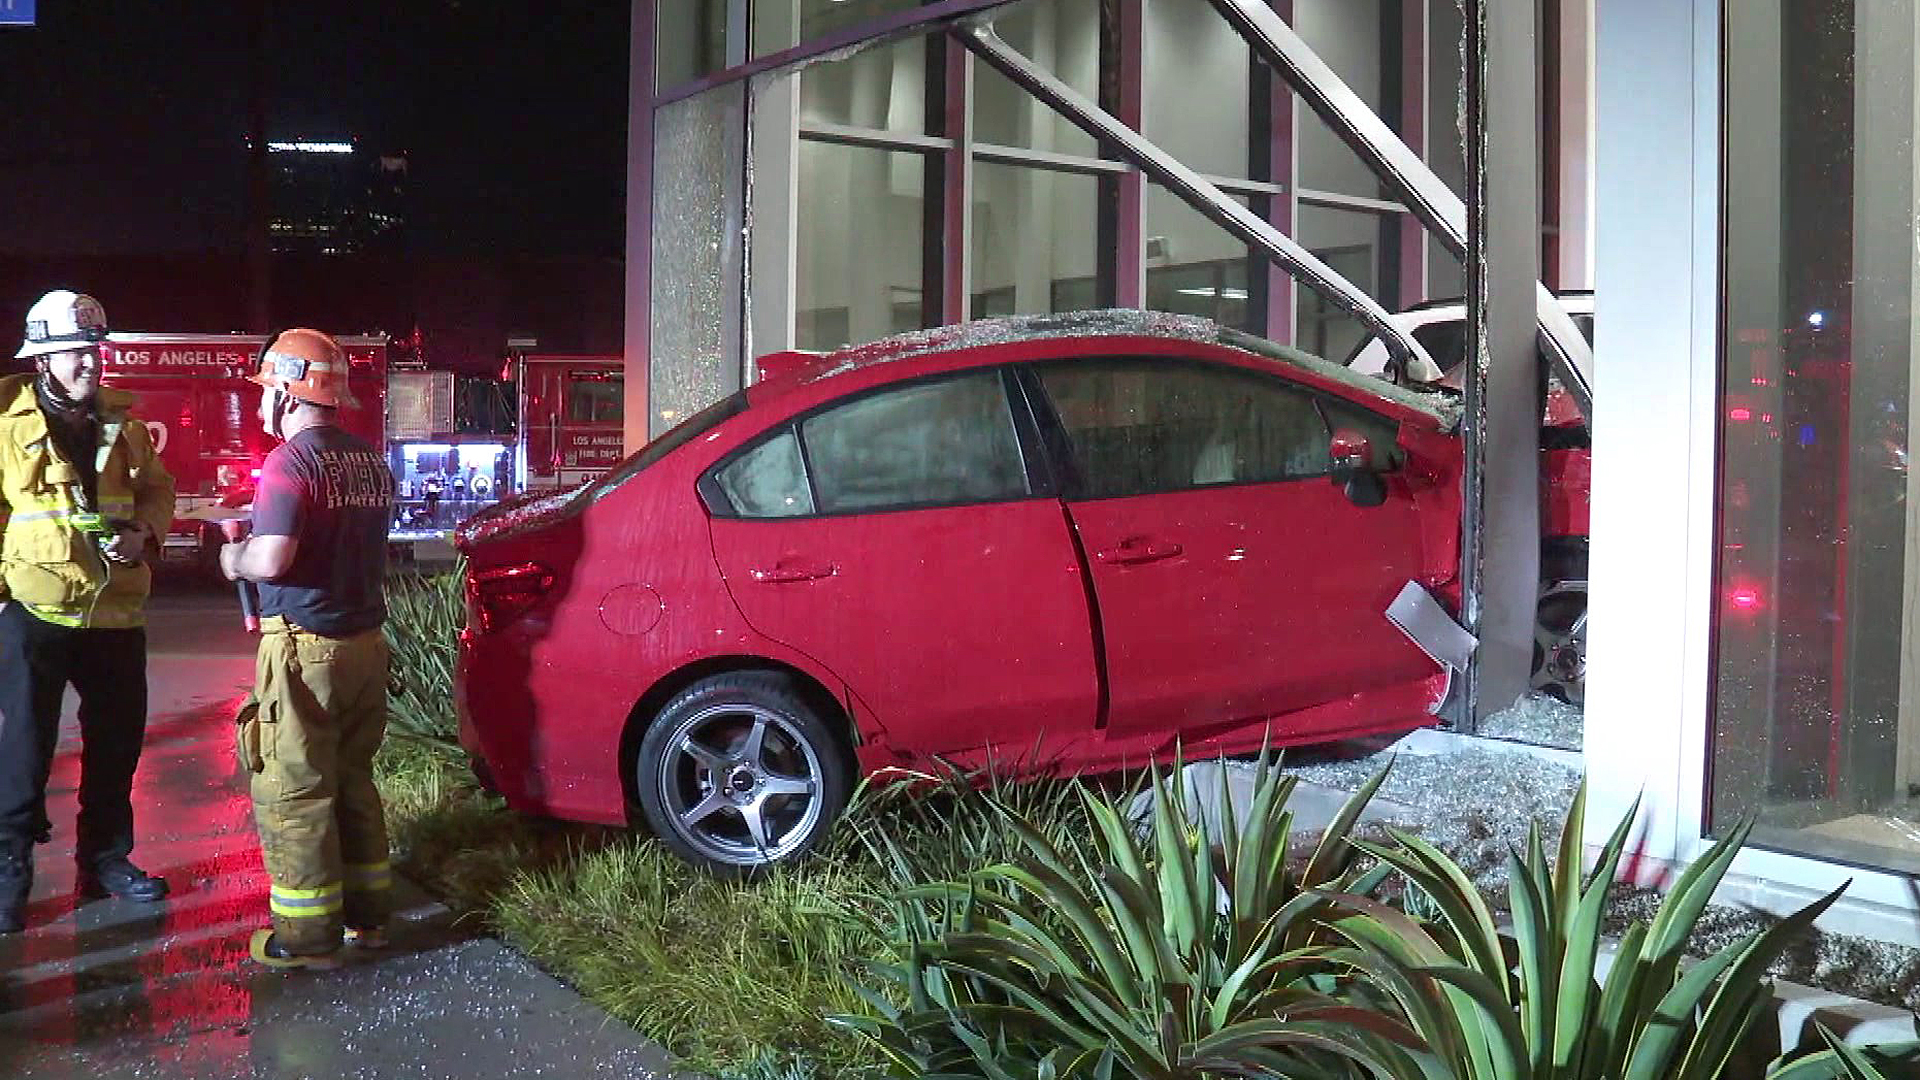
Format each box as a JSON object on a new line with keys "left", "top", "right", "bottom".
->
{"left": 220, "top": 329, "right": 395, "bottom": 970}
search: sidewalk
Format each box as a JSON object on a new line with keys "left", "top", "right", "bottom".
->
{"left": 0, "top": 592, "right": 685, "bottom": 1079}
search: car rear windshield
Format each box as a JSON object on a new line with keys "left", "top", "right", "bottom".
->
{"left": 585, "top": 390, "right": 748, "bottom": 500}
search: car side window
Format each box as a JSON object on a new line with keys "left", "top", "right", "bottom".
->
{"left": 1036, "top": 359, "right": 1335, "bottom": 499}
{"left": 1411, "top": 322, "right": 1468, "bottom": 376}
{"left": 800, "top": 369, "right": 1031, "bottom": 514}
{"left": 715, "top": 429, "right": 814, "bottom": 518}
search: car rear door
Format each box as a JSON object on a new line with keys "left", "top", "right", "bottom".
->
{"left": 706, "top": 367, "right": 1100, "bottom": 757}
{"left": 1026, "top": 355, "right": 1437, "bottom": 740}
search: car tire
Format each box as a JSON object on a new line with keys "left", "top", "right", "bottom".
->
{"left": 635, "top": 672, "right": 851, "bottom": 875}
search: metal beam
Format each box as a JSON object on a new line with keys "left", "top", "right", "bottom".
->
{"left": 957, "top": 23, "right": 1442, "bottom": 383}
{"left": 1206, "top": 0, "right": 1594, "bottom": 421}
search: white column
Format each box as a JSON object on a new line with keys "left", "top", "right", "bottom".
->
{"left": 1586, "top": 0, "right": 1721, "bottom": 867}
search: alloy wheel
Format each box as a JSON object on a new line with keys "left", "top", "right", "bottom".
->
{"left": 655, "top": 702, "right": 826, "bottom": 867}
{"left": 1532, "top": 579, "right": 1588, "bottom": 706}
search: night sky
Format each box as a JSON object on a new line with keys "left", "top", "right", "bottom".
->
{"left": 0, "top": 1, "right": 630, "bottom": 259}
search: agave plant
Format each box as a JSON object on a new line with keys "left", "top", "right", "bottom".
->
{"left": 1321, "top": 782, "right": 1851, "bottom": 1080}
{"left": 832, "top": 754, "right": 1435, "bottom": 1079}
{"left": 383, "top": 567, "right": 464, "bottom": 746}
{"left": 1764, "top": 1022, "right": 1920, "bottom": 1079}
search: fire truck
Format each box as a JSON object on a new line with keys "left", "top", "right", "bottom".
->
{"left": 98, "top": 333, "right": 390, "bottom": 572}
{"left": 513, "top": 353, "right": 624, "bottom": 492}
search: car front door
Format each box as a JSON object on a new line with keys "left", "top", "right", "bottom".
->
{"left": 706, "top": 367, "right": 1100, "bottom": 757}
{"left": 1028, "top": 356, "right": 1437, "bottom": 740}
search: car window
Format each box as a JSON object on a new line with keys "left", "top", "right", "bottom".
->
{"left": 716, "top": 429, "right": 814, "bottom": 518}
{"left": 1036, "top": 359, "right": 1334, "bottom": 499}
{"left": 1411, "top": 321, "right": 1469, "bottom": 376}
{"left": 801, "top": 369, "right": 1031, "bottom": 513}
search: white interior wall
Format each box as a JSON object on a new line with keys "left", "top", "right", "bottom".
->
{"left": 1294, "top": 0, "right": 1385, "bottom": 199}
{"left": 1142, "top": 0, "right": 1252, "bottom": 180}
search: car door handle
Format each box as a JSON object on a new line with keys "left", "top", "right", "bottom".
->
{"left": 1094, "top": 538, "right": 1184, "bottom": 565}
{"left": 750, "top": 560, "right": 837, "bottom": 584}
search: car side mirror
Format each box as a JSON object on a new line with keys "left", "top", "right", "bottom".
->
{"left": 1330, "top": 428, "right": 1388, "bottom": 508}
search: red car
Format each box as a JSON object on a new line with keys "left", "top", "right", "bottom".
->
{"left": 454, "top": 312, "right": 1497, "bottom": 872}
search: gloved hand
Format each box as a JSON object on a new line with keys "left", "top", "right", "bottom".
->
{"left": 101, "top": 521, "right": 153, "bottom": 565}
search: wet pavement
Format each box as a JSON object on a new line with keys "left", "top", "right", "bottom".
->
{"left": 0, "top": 583, "right": 684, "bottom": 1080}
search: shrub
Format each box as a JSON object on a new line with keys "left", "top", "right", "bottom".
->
{"left": 384, "top": 568, "right": 464, "bottom": 746}
{"left": 1326, "top": 783, "right": 1849, "bottom": 1080}
{"left": 833, "top": 756, "right": 1418, "bottom": 1079}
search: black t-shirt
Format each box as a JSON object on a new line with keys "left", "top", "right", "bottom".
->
{"left": 253, "top": 426, "right": 394, "bottom": 636}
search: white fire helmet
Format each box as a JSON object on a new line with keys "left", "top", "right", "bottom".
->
{"left": 16, "top": 290, "right": 109, "bottom": 360}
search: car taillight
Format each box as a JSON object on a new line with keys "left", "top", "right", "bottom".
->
{"left": 466, "top": 561, "right": 556, "bottom": 633}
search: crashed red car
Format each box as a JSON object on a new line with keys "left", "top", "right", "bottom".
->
{"left": 453, "top": 311, "right": 1569, "bottom": 872}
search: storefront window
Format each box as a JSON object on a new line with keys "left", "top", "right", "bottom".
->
{"left": 656, "top": 0, "right": 729, "bottom": 91}
{"left": 1713, "top": 0, "right": 1920, "bottom": 874}
{"left": 796, "top": 142, "right": 933, "bottom": 350}
{"left": 970, "top": 163, "right": 1104, "bottom": 318}
{"left": 1144, "top": 0, "right": 1252, "bottom": 179}
{"left": 1293, "top": 0, "right": 1388, "bottom": 200}
{"left": 972, "top": 0, "right": 1102, "bottom": 159}
{"left": 1293, "top": 203, "right": 1389, "bottom": 362}
{"left": 756, "top": 0, "right": 931, "bottom": 56}
{"left": 1143, "top": 185, "right": 1259, "bottom": 333}
{"left": 799, "top": 36, "right": 932, "bottom": 135}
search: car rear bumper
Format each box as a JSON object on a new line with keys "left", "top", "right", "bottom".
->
{"left": 454, "top": 626, "right": 632, "bottom": 827}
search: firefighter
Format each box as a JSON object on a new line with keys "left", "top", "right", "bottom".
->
{"left": 0, "top": 289, "right": 176, "bottom": 935}
{"left": 221, "top": 329, "right": 395, "bottom": 969}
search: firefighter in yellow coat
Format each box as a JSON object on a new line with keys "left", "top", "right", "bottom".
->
{"left": 0, "top": 290, "right": 175, "bottom": 935}
{"left": 221, "top": 329, "right": 395, "bottom": 969}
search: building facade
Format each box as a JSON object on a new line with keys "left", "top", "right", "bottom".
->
{"left": 265, "top": 138, "right": 407, "bottom": 255}
{"left": 629, "top": 0, "right": 1920, "bottom": 944}
{"left": 632, "top": 0, "right": 1592, "bottom": 440}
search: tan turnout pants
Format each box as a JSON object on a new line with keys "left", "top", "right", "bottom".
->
{"left": 235, "top": 615, "right": 392, "bottom": 954}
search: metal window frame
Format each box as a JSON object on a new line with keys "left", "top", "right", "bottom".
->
{"left": 656, "top": 0, "right": 1421, "bottom": 362}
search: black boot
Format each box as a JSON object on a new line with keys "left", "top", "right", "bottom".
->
{"left": 0, "top": 847, "right": 29, "bottom": 933}
{"left": 77, "top": 857, "right": 168, "bottom": 903}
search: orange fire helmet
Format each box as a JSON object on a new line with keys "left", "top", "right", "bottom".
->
{"left": 249, "top": 328, "right": 359, "bottom": 409}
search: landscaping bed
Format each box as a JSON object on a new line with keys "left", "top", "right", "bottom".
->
{"left": 376, "top": 571, "right": 1918, "bottom": 1078}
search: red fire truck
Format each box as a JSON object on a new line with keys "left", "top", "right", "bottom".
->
{"left": 514, "top": 353, "right": 624, "bottom": 492}
{"left": 98, "top": 333, "right": 390, "bottom": 571}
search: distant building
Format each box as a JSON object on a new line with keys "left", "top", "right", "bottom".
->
{"left": 265, "top": 139, "right": 407, "bottom": 255}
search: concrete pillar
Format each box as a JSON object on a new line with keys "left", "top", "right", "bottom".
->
{"left": 1461, "top": 0, "right": 1542, "bottom": 722}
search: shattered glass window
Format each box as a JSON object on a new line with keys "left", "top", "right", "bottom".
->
{"left": 717, "top": 429, "right": 815, "bottom": 518}
{"left": 1037, "top": 359, "right": 1334, "bottom": 499}
{"left": 1712, "top": 0, "right": 1920, "bottom": 876}
{"left": 801, "top": 370, "right": 1030, "bottom": 512}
